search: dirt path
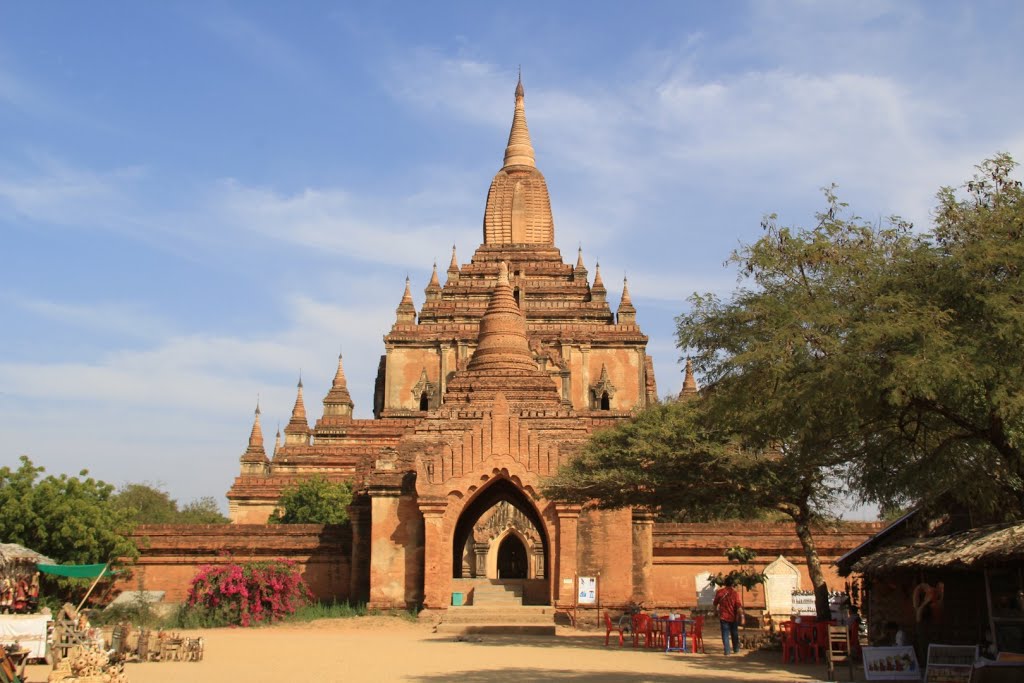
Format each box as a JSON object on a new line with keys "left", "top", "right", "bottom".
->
{"left": 25, "top": 616, "right": 862, "bottom": 682}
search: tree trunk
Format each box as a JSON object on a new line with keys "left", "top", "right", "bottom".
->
{"left": 792, "top": 511, "right": 832, "bottom": 621}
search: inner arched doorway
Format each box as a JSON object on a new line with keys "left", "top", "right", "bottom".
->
{"left": 451, "top": 478, "right": 549, "bottom": 603}
{"left": 497, "top": 534, "right": 528, "bottom": 578}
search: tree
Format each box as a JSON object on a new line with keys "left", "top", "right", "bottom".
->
{"left": 268, "top": 477, "right": 353, "bottom": 525}
{"left": 178, "top": 497, "right": 230, "bottom": 525}
{"left": 0, "top": 456, "right": 137, "bottom": 565}
{"left": 847, "top": 154, "right": 1024, "bottom": 515}
{"left": 676, "top": 154, "right": 1023, "bottom": 615}
{"left": 543, "top": 398, "right": 845, "bottom": 619}
{"left": 548, "top": 155, "right": 1024, "bottom": 620}
{"left": 112, "top": 483, "right": 179, "bottom": 524}
{"left": 543, "top": 399, "right": 756, "bottom": 519}
{"left": 112, "top": 483, "right": 229, "bottom": 525}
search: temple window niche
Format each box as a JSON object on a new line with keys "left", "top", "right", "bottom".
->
{"left": 411, "top": 369, "right": 437, "bottom": 411}
{"left": 589, "top": 364, "right": 616, "bottom": 411}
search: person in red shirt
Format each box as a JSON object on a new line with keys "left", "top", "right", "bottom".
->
{"left": 713, "top": 576, "right": 744, "bottom": 655}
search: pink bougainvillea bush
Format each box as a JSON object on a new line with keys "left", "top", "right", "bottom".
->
{"left": 182, "top": 558, "right": 311, "bottom": 627}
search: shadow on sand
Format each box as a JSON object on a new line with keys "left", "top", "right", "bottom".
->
{"left": 417, "top": 633, "right": 862, "bottom": 682}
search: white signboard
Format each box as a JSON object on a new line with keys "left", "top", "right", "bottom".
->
{"left": 763, "top": 555, "right": 800, "bottom": 618}
{"left": 578, "top": 576, "right": 597, "bottom": 605}
{"left": 695, "top": 572, "right": 715, "bottom": 609}
{"left": 791, "top": 592, "right": 817, "bottom": 616}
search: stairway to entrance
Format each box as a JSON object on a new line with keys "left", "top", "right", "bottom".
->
{"left": 472, "top": 581, "right": 524, "bottom": 606}
{"left": 436, "top": 580, "right": 556, "bottom": 635}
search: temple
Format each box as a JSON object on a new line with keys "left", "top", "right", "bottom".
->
{"left": 214, "top": 78, "right": 876, "bottom": 618}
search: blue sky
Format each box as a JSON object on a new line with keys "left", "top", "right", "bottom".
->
{"left": 2, "top": 1, "right": 1022, "bottom": 517}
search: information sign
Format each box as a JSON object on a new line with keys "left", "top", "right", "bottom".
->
{"left": 577, "top": 576, "right": 597, "bottom": 605}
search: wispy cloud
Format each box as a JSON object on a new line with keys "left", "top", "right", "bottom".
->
{"left": 0, "top": 64, "right": 45, "bottom": 112}
{"left": 196, "top": 9, "right": 327, "bottom": 88}
{"left": 0, "top": 155, "right": 144, "bottom": 228}
{"left": 384, "top": 48, "right": 1024, "bottom": 237}
{"left": 207, "top": 179, "right": 479, "bottom": 268}
{"left": 2, "top": 295, "right": 174, "bottom": 342}
{"left": 0, "top": 293, "right": 391, "bottom": 421}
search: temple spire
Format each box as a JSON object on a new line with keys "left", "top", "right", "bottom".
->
{"left": 680, "top": 357, "right": 700, "bottom": 400}
{"left": 395, "top": 276, "right": 417, "bottom": 324}
{"left": 240, "top": 400, "right": 269, "bottom": 473}
{"left": 284, "top": 376, "right": 311, "bottom": 445}
{"left": 591, "top": 261, "right": 607, "bottom": 303}
{"left": 446, "top": 245, "right": 460, "bottom": 283}
{"left": 466, "top": 262, "right": 537, "bottom": 373}
{"left": 248, "top": 401, "right": 264, "bottom": 450}
{"left": 425, "top": 262, "right": 441, "bottom": 301}
{"left": 502, "top": 74, "right": 536, "bottom": 169}
{"left": 617, "top": 276, "right": 636, "bottom": 324}
{"left": 322, "top": 351, "right": 354, "bottom": 419}
{"left": 574, "top": 245, "right": 589, "bottom": 283}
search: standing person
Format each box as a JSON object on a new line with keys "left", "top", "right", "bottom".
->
{"left": 713, "top": 576, "right": 744, "bottom": 655}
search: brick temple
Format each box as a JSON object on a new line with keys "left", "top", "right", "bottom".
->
{"left": 132, "top": 78, "right": 880, "bottom": 619}
{"left": 225, "top": 77, "right": 667, "bottom": 612}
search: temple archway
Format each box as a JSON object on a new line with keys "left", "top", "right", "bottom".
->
{"left": 451, "top": 478, "right": 549, "bottom": 583}
{"left": 497, "top": 533, "right": 528, "bottom": 578}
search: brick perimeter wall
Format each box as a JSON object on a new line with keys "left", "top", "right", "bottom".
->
{"left": 649, "top": 521, "right": 883, "bottom": 611}
{"left": 121, "top": 520, "right": 879, "bottom": 609}
{"left": 119, "top": 524, "right": 352, "bottom": 603}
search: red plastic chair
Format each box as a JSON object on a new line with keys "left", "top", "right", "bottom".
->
{"left": 804, "top": 621, "right": 832, "bottom": 664}
{"left": 632, "top": 613, "right": 653, "bottom": 648}
{"left": 665, "top": 619, "right": 686, "bottom": 653}
{"left": 848, "top": 619, "right": 862, "bottom": 659}
{"left": 687, "top": 615, "right": 705, "bottom": 654}
{"left": 779, "top": 621, "right": 801, "bottom": 664}
{"left": 604, "top": 611, "right": 625, "bottom": 646}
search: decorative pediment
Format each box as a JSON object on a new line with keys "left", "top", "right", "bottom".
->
{"left": 589, "top": 364, "right": 616, "bottom": 409}
{"left": 411, "top": 368, "right": 438, "bottom": 409}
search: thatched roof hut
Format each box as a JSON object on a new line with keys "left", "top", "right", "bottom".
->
{"left": 0, "top": 542, "right": 54, "bottom": 575}
{"left": 850, "top": 522, "right": 1024, "bottom": 575}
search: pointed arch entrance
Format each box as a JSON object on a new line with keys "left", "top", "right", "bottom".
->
{"left": 451, "top": 478, "right": 549, "bottom": 593}
{"left": 497, "top": 534, "right": 528, "bottom": 579}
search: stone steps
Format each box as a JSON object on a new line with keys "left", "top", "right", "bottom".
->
{"left": 436, "top": 604, "right": 557, "bottom": 636}
{"left": 441, "top": 606, "right": 554, "bottom": 623}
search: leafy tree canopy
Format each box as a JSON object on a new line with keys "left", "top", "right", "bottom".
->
{"left": 681, "top": 153, "right": 1024, "bottom": 520}
{"left": 545, "top": 154, "right": 1024, "bottom": 619}
{"left": 0, "top": 455, "right": 137, "bottom": 565}
{"left": 178, "top": 497, "right": 231, "bottom": 525}
{"left": 112, "top": 483, "right": 229, "bottom": 525}
{"left": 269, "top": 477, "right": 353, "bottom": 525}
{"left": 112, "top": 483, "right": 179, "bottom": 524}
{"left": 544, "top": 399, "right": 765, "bottom": 520}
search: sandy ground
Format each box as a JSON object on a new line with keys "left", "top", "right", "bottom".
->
{"left": 24, "top": 616, "right": 866, "bottom": 683}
